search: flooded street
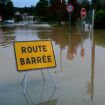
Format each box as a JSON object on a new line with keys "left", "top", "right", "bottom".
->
{"left": 0, "top": 24, "right": 105, "bottom": 105}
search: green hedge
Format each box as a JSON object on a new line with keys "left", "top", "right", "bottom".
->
{"left": 95, "top": 10, "right": 105, "bottom": 29}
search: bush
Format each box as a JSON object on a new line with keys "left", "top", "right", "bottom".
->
{"left": 95, "top": 10, "right": 105, "bottom": 29}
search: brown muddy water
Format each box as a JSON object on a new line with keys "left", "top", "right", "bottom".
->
{"left": 0, "top": 24, "right": 105, "bottom": 105}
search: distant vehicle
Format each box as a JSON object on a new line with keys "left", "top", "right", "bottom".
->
{"left": 4, "top": 19, "right": 15, "bottom": 24}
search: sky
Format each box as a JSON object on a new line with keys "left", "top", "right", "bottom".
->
{"left": 11, "top": 0, "right": 39, "bottom": 7}
{"left": 11, "top": 0, "right": 92, "bottom": 8}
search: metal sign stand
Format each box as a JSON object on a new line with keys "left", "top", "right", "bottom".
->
{"left": 41, "top": 69, "right": 45, "bottom": 81}
{"left": 21, "top": 71, "right": 28, "bottom": 93}
{"left": 47, "top": 68, "right": 57, "bottom": 88}
{"left": 23, "top": 81, "right": 57, "bottom": 105}
{"left": 21, "top": 69, "right": 57, "bottom": 94}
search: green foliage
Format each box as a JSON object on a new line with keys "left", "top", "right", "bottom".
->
{"left": 80, "top": 0, "right": 90, "bottom": 10}
{"left": 5, "top": 1, "right": 15, "bottom": 19}
{"left": 95, "top": 10, "right": 105, "bottom": 29}
{"left": 0, "top": 0, "right": 15, "bottom": 20}
{"left": 35, "top": 0, "right": 48, "bottom": 21}
{"left": 0, "top": 0, "right": 105, "bottom": 29}
{"left": 47, "top": 0, "right": 66, "bottom": 24}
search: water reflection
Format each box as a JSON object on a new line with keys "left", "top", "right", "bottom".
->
{"left": 37, "top": 27, "right": 68, "bottom": 72}
{"left": 80, "top": 34, "right": 85, "bottom": 60}
{"left": 67, "top": 33, "right": 79, "bottom": 60}
{"left": 0, "top": 28, "right": 15, "bottom": 47}
{"left": 23, "top": 80, "right": 57, "bottom": 105}
{"left": 1, "top": 24, "right": 105, "bottom": 105}
{"left": 67, "top": 32, "right": 86, "bottom": 60}
{"left": 84, "top": 29, "right": 95, "bottom": 105}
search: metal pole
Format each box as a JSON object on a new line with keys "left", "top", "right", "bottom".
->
{"left": 23, "top": 72, "right": 28, "bottom": 93}
{"left": 69, "top": 13, "right": 71, "bottom": 31}
{"left": 92, "top": 0, "right": 95, "bottom": 29}
{"left": 60, "top": 48, "right": 62, "bottom": 72}
{"left": 47, "top": 68, "right": 57, "bottom": 88}
{"left": 92, "top": 9, "right": 95, "bottom": 29}
{"left": 91, "top": 27, "right": 94, "bottom": 48}
{"left": 41, "top": 69, "right": 45, "bottom": 81}
{"left": 82, "top": 18, "right": 84, "bottom": 33}
{"left": 39, "top": 76, "right": 45, "bottom": 103}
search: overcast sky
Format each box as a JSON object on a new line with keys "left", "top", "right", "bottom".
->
{"left": 11, "top": 0, "right": 39, "bottom": 7}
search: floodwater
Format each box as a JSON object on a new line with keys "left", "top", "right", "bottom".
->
{"left": 0, "top": 24, "right": 105, "bottom": 105}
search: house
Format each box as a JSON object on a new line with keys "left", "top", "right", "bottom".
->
{"left": 15, "top": 12, "right": 35, "bottom": 24}
{"left": 22, "top": 13, "right": 34, "bottom": 24}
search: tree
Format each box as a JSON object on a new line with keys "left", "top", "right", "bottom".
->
{"left": 48, "top": 0, "right": 66, "bottom": 24}
{"left": 91, "top": 0, "right": 105, "bottom": 10}
{"left": 93, "top": 0, "right": 105, "bottom": 29}
{"left": 35, "top": 0, "right": 48, "bottom": 21}
{"left": 0, "top": 0, "right": 5, "bottom": 20}
{"left": 0, "top": 0, "right": 15, "bottom": 20}
{"left": 4, "top": 1, "right": 15, "bottom": 19}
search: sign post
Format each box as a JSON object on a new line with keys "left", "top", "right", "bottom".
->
{"left": 66, "top": 4, "right": 74, "bottom": 31}
{"left": 14, "top": 40, "right": 57, "bottom": 93}
{"left": 92, "top": 9, "right": 95, "bottom": 29}
{"left": 0, "top": 16, "right": 2, "bottom": 22}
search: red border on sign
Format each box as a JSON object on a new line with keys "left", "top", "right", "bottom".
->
{"left": 81, "top": 8, "right": 86, "bottom": 19}
{"left": 66, "top": 4, "right": 74, "bottom": 13}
